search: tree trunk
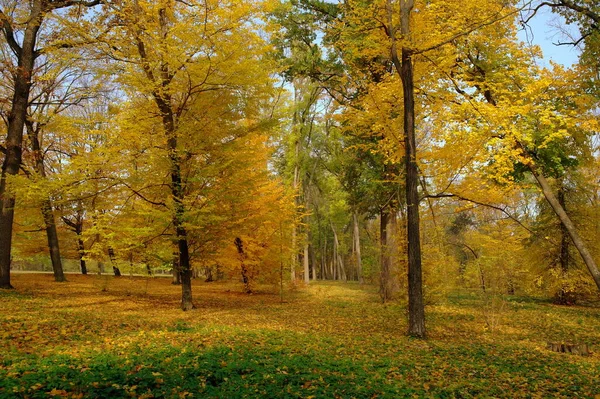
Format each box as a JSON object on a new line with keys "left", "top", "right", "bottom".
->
{"left": 479, "top": 264, "right": 486, "bottom": 293}
{"left": 133, "top": 4, "right": 193, "bottom": 309}
{"left": 332, "top": 235, "right": 337, "bottom": 280}
{"left": 290, "top": 80, "right": 306, "bottom": 282}
{"left": 0, "top": 1, "right": 43, "bottom": 289}
{"left": 353, "top": 212, "right": 363, "bottom": 284}
{"left": 235, "top": 237, "right": 252, "bottom": 294}
{"left": 558, "top": 187, "right": 569, "bottom": 274}
{"left": 177, "top": 226, "right": 193, "bottom": 308}
{"left": 77, "top": 237, "right": 87, "bottom": 275}
{"left": 303, "top": 242, "right": 310, "bottom": 284}
{"left": 108, "top": 247, "right": 121, "bottom": 277}
{"left": 322, "top": 239, "right": 327, "bottom": 280}
{"left": 556, "top": 184, "right": 571, "bottom": 304}
{"left": 380, "top": 209, "right": 391, "bottom": 302}
{"left": 394, "top": 0, "right": 425, "bottom": 337}
{"left": 172, "top": 252, "right": 181, "bottom": 285}
{"left": 310, "top": 242, "right": 317, "bottom": 281}
{"left": 41, "top": 200, "right": 66, "bottom": 282}
{"left": 531, "top": 167, "right": 600, "bottom": 291}
{"left": 388, "top": 210, "right": 400, "bottom": 294}
{"left": 29, "top": 121, "right": 66, "bottom": 283}
{"left": 331, "top": 223, "right": 346, "bottom": 281}
{"left": 205, "top": 266, "right": 214, "bottom": 282}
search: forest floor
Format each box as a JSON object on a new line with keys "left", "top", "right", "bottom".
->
{"left": 0, "top": 274, "right": 599, "bottom": 398}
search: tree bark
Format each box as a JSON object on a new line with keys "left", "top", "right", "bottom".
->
{"left": 64, "top": 211, "right": 87, "bottom": 275}
{"left": 531, "top": 166, "right": 600, "bottom": 291}
{"left": 41, "top": 200, "right": 66, "bottom": 282}
{"left": 322, "top": 239, "right": 327, "bottom": 279}
{"left": 397, "top": 0, "right": 425, "bottom": 337}
{"left": 558, "top": 187, "right": 570, "bottom": 275}
{"left": 29, "top": 121, "right": 66, "bottom": 282}
{"left": 331, "top": 223, "right": 346, "bottom": 281}
{"left": 0, "top": 1, "right": 43, "bottom": 289}
{"left": 108, "top": 247, "right": 121, "bottom": 277}
{"left": 235, "top": 237, "right": 252, "bottom": 294}
{"left": 303, "top": 242, "right": 310, "bottom": 283}
{"left": 172, "top": 252, "right": 181, "bottom": 285}
{"left": 310, "top": 242, "right": 317, "bottom": 281}
{"left": 290, "top": 82, "right": 302, "bottom": 282}
{"left": 380, "top": 209, "right": 391, "bottom": 302}
{"left": 77, "top": 237, "right": 87, "bottom": 275}
{"left": 556, "top": 184, "right": 571, "bottom": 303}
{"left": 353, "top": 212, "right": 363, "bottom": 284}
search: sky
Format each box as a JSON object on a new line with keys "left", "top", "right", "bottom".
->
{"left": 516, "top": 5, "right": 581, "bottom": 68}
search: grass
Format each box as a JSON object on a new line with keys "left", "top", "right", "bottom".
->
{"left": 0, "top": 274, "right": 599, "bottom": 398}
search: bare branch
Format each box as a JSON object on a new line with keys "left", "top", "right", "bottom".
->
{"left": 423, "top": 193, "right": 535, "bottom": 235}
{"left": 45, "top": 1, "right": 103, "bottom": 11}
{"left": 0, "top": 8, "right": 22, "bottom": 56}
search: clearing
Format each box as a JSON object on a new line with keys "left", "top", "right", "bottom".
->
{"left": 1, "top": 274, "right": 599, "bottom": 398}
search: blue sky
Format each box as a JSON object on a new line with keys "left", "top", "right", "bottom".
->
{"left": 517, "top": 5, "right": 581, "bottom": 67}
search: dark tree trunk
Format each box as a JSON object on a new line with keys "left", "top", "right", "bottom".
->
{"left": 29, "top": 121, "right": 66, "bottom": 282}
{"left": 78, "top": 237, "right": 87, "bottom": 275}
{"left": 354, "top": 212, "right": 363, "bottom": 284}
{"left": 556, "top": 184, "right": 573, "bottom": 304}
{"left": 321, "top": 239, "right": 327, "bottom": 280}
{"left": 173, "top": 164, "right": 192, "bottom": 311}
{"left": 235, "top": 237, "right": 252, "bottom": 294}
{"left": 558, "top": 187, "right": 570, "bottom": 274}
{"left": 41, "top": 200, "right": 66, "bottom": 282}
{"left": 0, "top": 1, "right": 43, "bottom": 289}
{"left": 402, "top": 46, "right": 425, "bottom": 337}
{"left": 396, "top": 0, "right": 425, "bottom": 337}
{"left": 178, "top": 229, "right": 193, "bottom": 310}
{"left": 205, "top": 266, "right": 214, "bottom": 282}
{"left": 108, "top": 247, "right": 121, "bottom": 277}
{"left": 380, "top": 209, "right": 391, "bottom": 302}
{"left": 479, "top": 265, "right": 486, "bottom": 293}
{"left": 172, "top": 253, "right": 181, "bottom": 285}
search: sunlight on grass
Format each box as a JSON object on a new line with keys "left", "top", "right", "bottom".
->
{"left": 1, "top": 274, "right": 599, "bottom": 398}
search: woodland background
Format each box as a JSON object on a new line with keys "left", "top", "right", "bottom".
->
{"left": 0, "top": 0, "right": 599, "bottom": 343}
{"left": 1, "top": 0, "right": 600, "bottom": 397}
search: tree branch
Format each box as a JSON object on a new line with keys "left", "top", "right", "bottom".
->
{"left": 0, "top": 8, "right": 23, "bottom": 56}
{"left": 412, "top": 8, "right": 520, "bottom": 55}
{"left": 61, "top": 216, "right": 78, "bottom": 229}
{"left": 423, "top": 193, "right": 535, "bottom": 235}
{"left": 46, "top": 0, "right": 103, "bottom": 11}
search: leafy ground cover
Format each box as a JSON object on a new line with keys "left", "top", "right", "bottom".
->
{"left": 0, "top": 274, "right": 599, "bottom": 398}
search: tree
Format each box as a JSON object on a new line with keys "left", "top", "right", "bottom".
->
{"left": 93, "top": 0, "right": 279, "bottom": 309}
{"left": 0, "top": 0, "right": 101, "bottom": 289}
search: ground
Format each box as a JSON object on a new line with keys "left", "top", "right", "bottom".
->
{"left": 0, "top": 274, "right": 599, "bottom": 398}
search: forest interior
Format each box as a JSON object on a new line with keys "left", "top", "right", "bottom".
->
{"left": 0, "top": 0, "right": 599, "bottom": 398}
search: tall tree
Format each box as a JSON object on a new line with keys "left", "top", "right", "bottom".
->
{"left": 0, "top": 0, "right": 101, "bottom": 289}
{"left": 96, "top": 0, "right": 278, "bottom": 309}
